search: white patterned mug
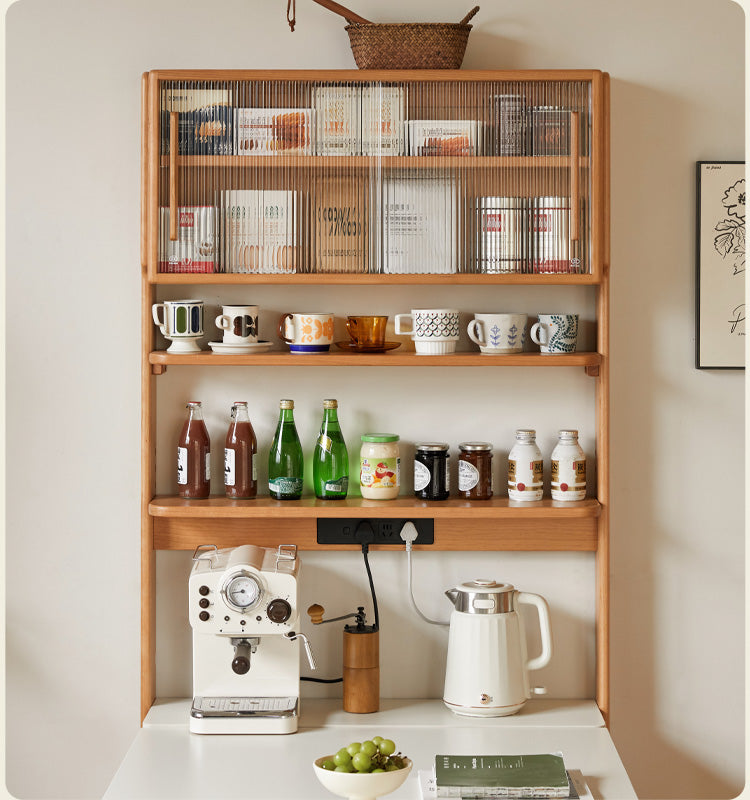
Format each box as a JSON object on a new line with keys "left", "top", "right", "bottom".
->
{"left": 278, "top": 312, "right": 335, "bottom": 353}
{"left": 215, "top": 304, "right": 259, "bottom": 344}
{"left": 151, "top": 299, "right": 204, "bottom": 353}
{"left": 468, "top": 313, "right": 528, "bottom": 354}
{"left": 530, "top": 313, "right": 579, "bottom": 354}
{"left": 395, "top": 308, "right": 460, "bottom": 355}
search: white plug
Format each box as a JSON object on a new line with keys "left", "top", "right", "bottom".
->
{"left": 400, "top": 521, "right": 419, "bottom": 546}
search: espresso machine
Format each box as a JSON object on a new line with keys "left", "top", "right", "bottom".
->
{"left": 188, "top": 543, "right": 315, "bottom": 734}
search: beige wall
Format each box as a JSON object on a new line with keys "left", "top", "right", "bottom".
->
{"left": 5, "top": 0, "right": 744, "bottom": 798}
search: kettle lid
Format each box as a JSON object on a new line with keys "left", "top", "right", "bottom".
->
{"left": 457, "top": 579, "right": 514, "bottom": 593}
{"left": 445, "top": 579, "right": 515, "bottom": 614}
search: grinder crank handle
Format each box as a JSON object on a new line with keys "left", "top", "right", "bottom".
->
{"left": 284, "top": 631, "right": 317, "bottom": 670}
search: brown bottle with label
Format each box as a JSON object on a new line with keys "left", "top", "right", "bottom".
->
{"left": 224, "top": 401, "right": 257, "bottom": 499}
{"left": 177, "top": 401, "right": 210, "bottom": 498}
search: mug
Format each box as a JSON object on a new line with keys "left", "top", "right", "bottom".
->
{"left": 468, "top": 313, "right": 528, "bottom": 354}
{"left": 215, "top": 304, "right": 259, "bottom": 344}
{"left": 278, "top": 312, "right": 335, "bottom": 353}
{"left": 395, "top": 309, "right": 460, "bottom": 355}
{"left": 346, "top": 315, "right": 388, "bottom": 349}
{"left": 530, "top": 313, "right": 579, "bottom": 354}
{"left": 151, "top": 299, "right": 203, "bottom": 353}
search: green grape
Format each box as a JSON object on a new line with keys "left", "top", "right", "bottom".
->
{"left": 334, "top": 749, "right": 352, "bottom": 766}
{"left": 352, "top": 752, "right": 372, "bottom": 772}
{"left": 371, "top": 736, "right": 384, "bottom": 746}
{"left": 378, "top": 739, "right": 396, "bottom": 756}
{"left": 360, "top": 740, "right": 378, "bottom": 757}
{"left": 346, "top": 742, "right": 362, "bottom": 757}
{"left": 334, "top": 764, "right": 354, "bottom": 773}
{"left": 371, "top": 768, "right": 385, "bottom": 773}
{"left": 385, "top": 762, "right": 400, "bottom": 771}
{"left": 321, "top": 759, "right": 336, "bottom": 771}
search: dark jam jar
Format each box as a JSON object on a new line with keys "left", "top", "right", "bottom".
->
{"left": 457, "top": 442, "right": 493, "bottom": 500}
{"left": 414, "top": 443, "right": 450, "bottom": 501}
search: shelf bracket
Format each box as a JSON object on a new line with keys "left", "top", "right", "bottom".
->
{"left": 585, "top": 365, "right": 599, "bottom": 377}
{"left": 151, "top": 364, "right": 168, "bottom": 375}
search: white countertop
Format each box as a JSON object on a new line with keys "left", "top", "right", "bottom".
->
{"left": 105, "top": 699, "right": 636, "bottom": 800}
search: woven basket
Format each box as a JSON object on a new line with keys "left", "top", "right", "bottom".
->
{"left": 309, "top": 1, "right": 479, "bottom": 70}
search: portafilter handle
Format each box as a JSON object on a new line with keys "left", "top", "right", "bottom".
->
{"left": 284, "top": 630, "right": 316, "bottom": 670}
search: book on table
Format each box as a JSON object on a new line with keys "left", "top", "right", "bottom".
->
{"left": 420, "top": 768, "right": 591, "bottom": 800}
{"left": 434, "top": 753, "right": 570, "bottom": 799}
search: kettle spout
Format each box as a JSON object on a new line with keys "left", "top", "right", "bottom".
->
{"left": 444, "top": 589, "right": 459, "bottom": 606}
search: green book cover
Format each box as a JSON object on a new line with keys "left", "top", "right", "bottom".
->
{"left": 435, "top": 753, "right": 569, "bottom": 794}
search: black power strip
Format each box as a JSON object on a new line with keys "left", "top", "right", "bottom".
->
{"left": 316, "top": 518, "right": 434, "bottom": 545}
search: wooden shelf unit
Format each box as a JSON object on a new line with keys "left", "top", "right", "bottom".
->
{"left": 141, "top": 68, "right": 610, "bottom": 725}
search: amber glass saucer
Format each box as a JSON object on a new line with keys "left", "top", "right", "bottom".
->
{"left": 335, "top": 340, "right": 402, "bottom": 353}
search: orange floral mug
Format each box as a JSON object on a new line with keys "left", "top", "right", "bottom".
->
{"left": 278, "top": 312, "right": 335, "bottom": 353}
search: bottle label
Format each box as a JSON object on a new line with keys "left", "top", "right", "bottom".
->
{"left": 252, "top": 459, "right": 258, "bottom": 481}
{"left": 205, "top": 453, "right": 211, "bottom": 481}
{"left": 414, "top": 460, "right": 431, "bottom": 491}
{"left": 269, "top": 477, "right": 303, "bottom": 496}
{"left": 317, "top": 434, "right": 333, "bottom": 454}
{"left": 508, "top": 458, "right": 543, "bottom": 499}
{"left": 224, "top": 448, "right": 235, "bottom": 486}
{"left": 551, "top": 458, "right": 586, "bottom": 500}
{"left": 458, "top": 460, "right": 480, "bottom": 491}
{"left": 177, "top": 447, "right": 188, "bottom": 484}
{"left": 360, "top": 457, "right": 399, "bottom": 489}
{"left": 324, "top": 476, "right": 349, "bottom": 493}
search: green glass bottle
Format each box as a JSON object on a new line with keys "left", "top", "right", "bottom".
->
{"left": 313, "top": 399, "right": 349, "bottom": 500}
{"left": 268, "top": 399, "right": 304, "bottom": 500}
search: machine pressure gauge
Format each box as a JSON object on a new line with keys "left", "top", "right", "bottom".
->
{"left": 220, "top": 572, "right": 263, "bottom": 613}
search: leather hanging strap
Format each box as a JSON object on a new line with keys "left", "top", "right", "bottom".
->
{"left": 287, "top": 0, "right": 296, "bottom": 31}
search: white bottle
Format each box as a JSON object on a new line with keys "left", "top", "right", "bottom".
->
{"left": 551, "top": 429, "right": 586, "bottom": 501}
{"left": 507, "top": 429, "right": 543, "bottom": 501}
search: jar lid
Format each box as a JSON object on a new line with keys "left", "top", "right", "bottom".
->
{"left": 558, "top": 429, "right": 579, "bottom": 438}
{"left": 458, "top": 441, "right": 493, "bottom": 451}
{"left": 279, "top": 399, "right": 294, "bottom": 409}
{"left": 361, "top": 433, "right": 399, "bottom": 443}
{"left": 416, "top": 442, "right": 449, "bottom": 452}
{"left": 515, "top": 428, "right": 536, "bottom": 439}
{"left": 187, "top": 401, "right": 202, "bottom": 406}
{"left": 233, "top": 401, "right": 248, "bottom": 406}
{"left": 323, "top": 399, "right": 338, "bottom": 409}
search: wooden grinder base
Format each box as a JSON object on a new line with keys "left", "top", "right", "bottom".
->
{"left": 342, "top": 629, "right": 379, "bottom": 713}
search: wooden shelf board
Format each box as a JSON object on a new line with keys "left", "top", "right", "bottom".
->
{"left": 151, "top": 273, "right": 599, "bottom": 286}
{"left": 149, "top": 495, "right": 601, "bottom": 519}
{"left": 162, "top": 155, "right": 589, "bottom": 169}
{"left": 149, "top": 350, "right": 601, "bottom": 368}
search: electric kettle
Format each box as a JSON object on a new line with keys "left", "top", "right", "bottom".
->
{"left": 443, "top": 579, "right": 552, "bottom": 717}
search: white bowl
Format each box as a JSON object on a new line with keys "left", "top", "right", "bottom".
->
{"left": 312, "top": 756, "right": 412, "bottom": 800}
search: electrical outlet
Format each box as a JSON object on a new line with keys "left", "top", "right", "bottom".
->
{"left": 316, "top": 518, "right": 434, "bottom": 545}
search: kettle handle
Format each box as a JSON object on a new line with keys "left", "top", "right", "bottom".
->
{"left": 517, "top": 591, "right": 552, "bottom": 671}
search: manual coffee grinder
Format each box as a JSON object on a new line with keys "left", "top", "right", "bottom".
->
{"left": 188, "top": 543, "right": 316, "bottom": 734}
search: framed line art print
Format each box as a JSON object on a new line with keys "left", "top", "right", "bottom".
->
{"left": 696, "top": 161, "right": 745, "bottom": 369}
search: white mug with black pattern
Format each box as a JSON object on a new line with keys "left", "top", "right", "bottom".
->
{"left": 215, "top": 304, "right": 259, "bottom": 344}
{"left": 395, "top": 308, "right": 460, "bottom": 355}
{"left": 530, "top": 313, "right": 579, "bottom": 354}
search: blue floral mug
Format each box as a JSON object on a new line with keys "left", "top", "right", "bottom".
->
{"left": 531, "top": 314, "right": 579, "bottom": 354}
{"left": 468, "top": 313, "right": 528, "bottom": 354}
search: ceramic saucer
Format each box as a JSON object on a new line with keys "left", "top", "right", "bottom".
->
{"left": 335, "top": 340, "right": 402, "bottom": 353}
{"left": 208, "top": 340, "right": 274, "bottom": 355}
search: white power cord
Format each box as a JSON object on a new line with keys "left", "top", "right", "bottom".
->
{"left": 400, "top": 522, "right": 449, "bottom": 628}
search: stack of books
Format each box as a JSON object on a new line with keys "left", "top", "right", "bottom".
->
{"left": 427, "top": 753, "right": 586, "bottom": 799}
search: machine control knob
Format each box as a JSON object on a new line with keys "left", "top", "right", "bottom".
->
{"left": 198, "top": 611, "right": 210, "bottom": 622}
{"left": 267, "top": 599, "right": 292, "bottom": 623}
{"left": 199, "top": 585, "right": 210, "bottom": 596}
{"left": 199, "top": 598, "right": 209, "bottom": 609}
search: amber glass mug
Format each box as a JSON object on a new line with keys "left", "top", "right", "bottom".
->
{"left": 346, "top": 315, "right": 388, "bottom": 350}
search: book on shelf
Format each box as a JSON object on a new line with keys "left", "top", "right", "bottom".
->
{"left": 160, "top": 87, "right": 233, "bottom": 155}
{"left": 312, "top": 85, "right": 360, "bottom": 155}
{"left": 312, "top": 178, "right": 368, "bottom": 273}
{"left": 381, "top": 175, "right": 458, "bottom": 274}
{"left": 219, "top": 190, "right": 297, "bottom": 274}
{"left": 158, "top": 206, "right": 216, "bottom": 273}
{"left": 407, "top": 120, "right": 483, "bottom": 156}
{"left": 234, "top": 108, "right": 313, "bottom": 155}
{"left": 434, "top": 754, "right": 570, "bottom": 799}
{"left": 420, "top": 769, "right": 591, "bottom": 800}
{"left": 361, "top": 85, "right": 406, "bottom": 155}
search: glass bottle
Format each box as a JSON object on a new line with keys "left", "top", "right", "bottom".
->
{"left": 457, "top": 442, "right": 493, "bottom": 500}
{"left": 414, "top": 443, "right": 450, "bottom": 500}
{"left": 551, "top": 429, "right": 586, "bottom": 501}
{"left": 177, "top": 401, "right": 210, "bottom": 499}
{"left": 313, "top": 399, "right": 349, "bottom": 500}
{"left": 508, "top": 429, "right": 543, "bottom": 501}
{"left": 268, "top": 399, "right": 304, "bottom": 500}
{"left": 224, "top": 401, "right": 257, "bottom": 499}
